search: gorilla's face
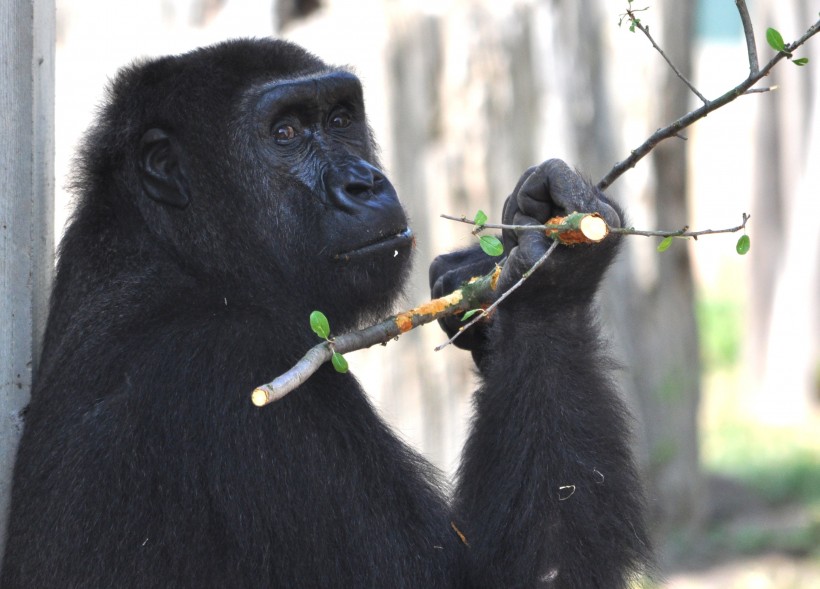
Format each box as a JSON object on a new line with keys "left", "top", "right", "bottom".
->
{"left": 244, "top": 70, "right": 415, "bottom": 323}
{"left": 251, "top": 71, "right": 412, "bottom": 260}
{"left": 137, "top": 61, "right": 414, "bottom": 327}
{"left": 253, "top": 72, "right": 412, "bottom": 258}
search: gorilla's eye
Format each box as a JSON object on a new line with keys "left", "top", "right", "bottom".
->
{"left": 329, "top": 111, "right": 352, "bottom": 129}
{"left": 273, "top": 124, "right": 297, "bottom": 144}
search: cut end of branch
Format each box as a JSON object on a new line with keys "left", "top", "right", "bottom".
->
{"left": 251, "top": 387, "right": 271, "bottom": 407}
{"left": 546, "top": 213, "right": 610, "bottom": 244}
{"left": 579, "top": 215, "right": 610, "bottom": 241}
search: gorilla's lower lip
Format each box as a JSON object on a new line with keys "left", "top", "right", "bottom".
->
{"left": 334, "top": 227, "right": 414, "bottom": 261}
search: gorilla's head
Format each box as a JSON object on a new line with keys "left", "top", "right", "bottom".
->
{"left": 73, "top": 39, "right": 414, "bottom": 328}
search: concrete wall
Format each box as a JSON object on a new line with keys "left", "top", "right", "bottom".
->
{"left": 0, "top": 0, "right": 55, "bottom": 562}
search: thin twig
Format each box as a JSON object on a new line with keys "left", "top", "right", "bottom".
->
{"left": 440, "top": 213, "right": 598, "bottom": 234}
{"left": 598, "top": 16, "right": 820, "bottom": 191}
{"left": 627, "top": 8, "right": 709, "bottom": 105}
{"left": 441, "top": 212, "right": 750, "bottom": 240}
{"left": 610, "top": 212, "right": 750, "bottom": 239}
{"left": 735, "top": 0, "right": 760, "bottom": 76}
{"left": 434, "top": 240, "right": 560, "bottom": 351}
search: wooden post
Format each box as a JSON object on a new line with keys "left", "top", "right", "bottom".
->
{"left": 0, "top": 0, "right": 55, "bottom": 563}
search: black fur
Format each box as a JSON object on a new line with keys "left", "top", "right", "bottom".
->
{"left": 2, "top": 39, "right": 650, "bottom": 588}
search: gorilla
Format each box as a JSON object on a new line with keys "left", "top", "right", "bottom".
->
{"left": 1, "top": 39, "right": 650, "bottom": 588}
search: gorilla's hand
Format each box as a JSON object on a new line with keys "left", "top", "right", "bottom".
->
{"left": 428, "top": 159, "right": 621, "bottom": 360}
{"left": 429, "top": 245, "right": 498, "bottom": 364}
{"left": 497, "top": 159, "right": 622, "bottom": 312}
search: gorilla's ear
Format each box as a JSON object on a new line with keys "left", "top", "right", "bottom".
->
{"left": 139, "top": 128, "right": 190, "bottom": 209}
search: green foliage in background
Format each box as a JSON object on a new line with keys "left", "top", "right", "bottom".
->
{"left": 696, "top": 297, "right": 742, "bottom": 372}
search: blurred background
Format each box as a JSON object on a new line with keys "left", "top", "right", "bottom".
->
{"left": 53, "top": 0, "right": 819, "bottom": 586}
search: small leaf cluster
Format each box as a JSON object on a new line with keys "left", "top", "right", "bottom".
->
{"left": 309, "top": 311, "right": 348, "bottom": 373}
{"left": 618, "top": 0, "right": 647, "bottom": 33}
{"left": 766, "top": 27, "right": 810, "bottom": 66}
{"left": 473, "top": 210, "right": 504, "bottom": 257}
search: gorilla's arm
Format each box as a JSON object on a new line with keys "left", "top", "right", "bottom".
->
{"left": 436, "top": 160, "right": 651, "bottom": 588}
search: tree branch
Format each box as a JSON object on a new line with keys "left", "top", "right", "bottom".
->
{"left": 252, "top": 211, "right": 750, "bottom": 405}
{"left": 441, "top": 212, "right": 610, "bottom": 243}
{"left": 735, "top": 0, "right": 760, "bottom": 76}
{"left": 441, "top": 212, "right": 750, "bottom": 241}
{"left": 626, "top": 8, "right": 708, "bottom": 105}
{"left": 252, "top": 267, "right": 502, "bottom": 406}
{"left": 251, "top": 12, "right": 817, "bottom": 407}
{"left": 597, "top": 15, "right": 820, "bottom": 191}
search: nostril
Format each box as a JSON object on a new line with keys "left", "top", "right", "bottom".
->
{"left": 344, "top": 179, "right": 373, "bottom": 200}
{"left": 343, "top": 164, "right": 377, "bottom": 200}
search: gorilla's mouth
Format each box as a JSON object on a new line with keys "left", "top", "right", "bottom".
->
{"left": 334, "top": 227, "right": 414, "bottom": 261}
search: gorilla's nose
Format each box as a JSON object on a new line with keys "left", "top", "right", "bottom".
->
{"left": 326, "top": 159, "right": 392, "bottom": 212}
{"left": 343, "top": 161, "right": 380, "bottom": 200}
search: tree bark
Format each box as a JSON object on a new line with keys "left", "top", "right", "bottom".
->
{"left": 748, "top": 0, "right": 819, "bottom": 424}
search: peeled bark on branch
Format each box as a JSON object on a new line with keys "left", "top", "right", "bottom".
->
{"left": 251, "top": 266, "right": 503, "bottom": 406}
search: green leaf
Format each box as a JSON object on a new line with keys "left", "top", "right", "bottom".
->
{"left": 766, "top": 27, "right": 787, "bottom": 52}
{"left": 309, "top": 310, "right": 330, "bottom": 340}
{"left": 479, "top": 235, "right": 504, "bottom": 257}
{"left": 736, "top": 234, "right": 751, "bottom": 255}
{"left": 657, "top": 236, "right": 674, "bottom": 252}
{"left": 473, "top": 210, "right": 488, "bottom": 226}
{"left": 331, "top": 352, "right": 349, "bottom": 373}
{"left": 793, "top": 57, "right": 809, "bottom": 66}
{"left": 461, "top": 309, "right": 482, "bottom": 322}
